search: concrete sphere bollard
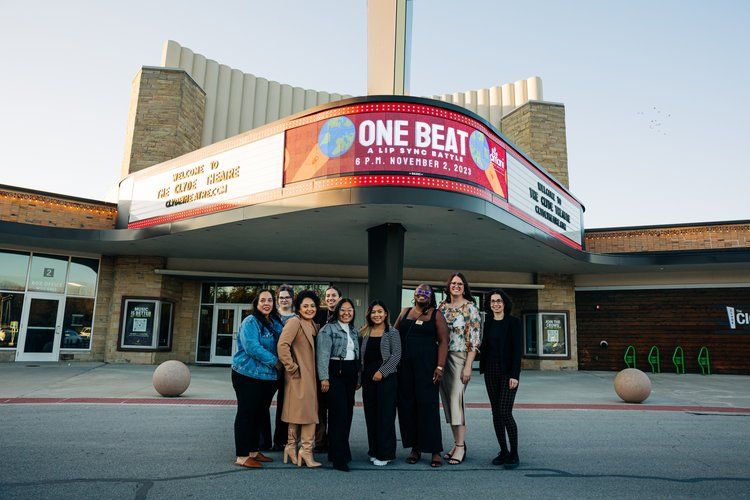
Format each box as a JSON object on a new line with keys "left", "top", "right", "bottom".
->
{"left": 153, "top": 360, "right": 191, "bottom": 397}
{"left": 614, "top": 368, "right": 651, "bottom": 403}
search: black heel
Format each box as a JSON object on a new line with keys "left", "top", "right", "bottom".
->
{"left": 447, "top": 443, "right": 466, "bottom": 465}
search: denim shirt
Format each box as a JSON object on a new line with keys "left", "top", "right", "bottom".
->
{"left": 232, "top": 315, "right": 283, "bottom": 380}
{"left": 316, "top": 321, "right": 360, "bottom": 381}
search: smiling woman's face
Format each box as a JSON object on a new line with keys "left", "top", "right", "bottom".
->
{"left": 369, "top": 305, "right": 386, "bottom": 326}
{"left": 414, "top": 285, "right": 431, "bottom": 306}
{"left": 338, "top": 302, "right": 354, "bottom": 324}
{"left": 257, "top": 291, "right": 274, "bottom": 316}
{"left": 299, "top": 298, "right": 317, "bottom": 320}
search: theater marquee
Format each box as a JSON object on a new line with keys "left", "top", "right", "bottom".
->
{"left": 123, "top": 99, "right": 583, "bottom": 249}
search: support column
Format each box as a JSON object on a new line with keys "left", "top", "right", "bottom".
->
{"left": 367, "top": 223, "right": 406, "bottom": 319}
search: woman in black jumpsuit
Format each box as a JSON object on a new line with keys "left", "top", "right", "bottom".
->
{"left": 395, "top": 284, "right": 449, "bottom": 467}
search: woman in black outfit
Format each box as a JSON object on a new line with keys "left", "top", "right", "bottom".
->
{"left": 395, "top": 284, "right": 449, "bottom": 468}
{"left": 479, "top": 289, "right": 523, "bottom": 469}
{"left": 360, "top": 300, "right": 402, "bottom": 466}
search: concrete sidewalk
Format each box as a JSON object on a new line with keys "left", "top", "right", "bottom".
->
{"left": 1, "top": 361, "right": 748, "bottom": 408}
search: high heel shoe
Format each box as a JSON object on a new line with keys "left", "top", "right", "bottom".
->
{"left": 447, "top": 443, "right": 466, "bottom": 465}
{"left": 297, "top": 450, "right": 322, "bottom": 468}
{"left": 283, "top": 445, "right": 298, "bottom": 465}
{"left": 297, "top": 423, "right": 322, "bottom": 468}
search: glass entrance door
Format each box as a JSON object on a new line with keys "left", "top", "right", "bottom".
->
{"left": 210, "top": 304, "right": 252, "bottom": 364}
{"left": 15, "top": 293, "right": 65, "bottom": 362}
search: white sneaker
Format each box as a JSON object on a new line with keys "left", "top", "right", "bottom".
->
{"left": 373, "top": 459, "right": 390, "bottom": 466}
{"left": 369, "top": 456, "right": 376, "bottom": 463}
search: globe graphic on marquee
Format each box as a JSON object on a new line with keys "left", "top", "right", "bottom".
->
{"left": 469, "top": 130, "right": 490, "bottom": 171}
{"left": 318, "top": 116, "right": 356, "bottom": 158}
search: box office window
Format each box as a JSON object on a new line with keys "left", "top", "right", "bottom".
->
{"left": 0, "top": 292, "right": 24, "bottom": 349}
{"left": 119, "top": 298, "right": 173, "bottom": 351}
{"left": 523, "top": 311, "right": 569, "bottom": 358}
{"left": 28, "top": 253, "right": 68, "bottom": 294}
{"left": 0, "top": 250, "right": 30, "bottom": 291}
{"left": 66, "top": 258, "right": 99, "bottom": 297}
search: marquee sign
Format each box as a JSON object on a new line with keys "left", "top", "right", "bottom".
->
{"left": 123, "top": 99, "right": 584, "bottom": 249}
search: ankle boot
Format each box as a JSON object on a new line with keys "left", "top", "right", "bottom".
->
{"left": 298, "top": 424, "right": 322, "bottom": 468}
{"left": 284, "top": 424, "right": 299, "bottom": 465}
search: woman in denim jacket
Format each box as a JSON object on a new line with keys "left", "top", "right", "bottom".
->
{"left": 232, "top": 289, "right": 284, "bottom": 468}
{"left": 316, "top": 298, "right": 360, "bottom": 471}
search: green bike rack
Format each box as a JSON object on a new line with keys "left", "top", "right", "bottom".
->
{"left": 672, "top": 346, "right": 685, "bottom": 374}
{"left": 624, "top": 345, "right": 636, "bottom": 369}
{"left": 647, "top": 345, "right": 660, "bottom": 373}
{"left": 698, "top": 347, "right": 711, "bottom": 375}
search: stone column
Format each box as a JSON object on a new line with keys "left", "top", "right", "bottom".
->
{"left": 120, "top": 67, "right": 206, "bottom": 178}
{"left": 501, "top": 101, "right": 569, "bottom": 188}
{"left": 367, "top": 223, "right": 406, "bottom": 320}
{"left": 530, "top": 273, "right": 578, "bottom": 370}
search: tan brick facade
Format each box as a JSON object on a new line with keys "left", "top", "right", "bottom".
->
{"left": 0, "top": 186, "right": 116, "bottom": 229}
{"left": 103, "top": 256, "right": 199, "bottom": 364}
{"left": 121, "top": 67, "right": 205, "bottom": 178}
{"left": 585, "top": 222, "right": 750, "bottom": 253}
{"left": 521, "top": 273, "right": 578, "bottom": 371}
{"left": 501, "top": 101, "right": 569, "bottom": 188}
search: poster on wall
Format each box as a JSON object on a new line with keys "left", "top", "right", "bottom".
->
{"left": 122, "top": 301, "right": 156, "bottom": 347}
{"left": 726, "top": 306, "right": 750, "bottom": 331}
{"left": 541, "top": 313, "right": 568, "bottom": 356}
{"left": 284, "top": 106, "right": 508, "bottom": 198}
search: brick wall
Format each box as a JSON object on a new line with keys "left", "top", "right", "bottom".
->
{"left": 121, "top": 67, "right": 205, "bottom": 178}
{"left": 585, "top": 222, "right": 750, "bottom": 253}
{"left": 0, "top": 186, "right": 116, "bottom": 229}
{"left": 501, "top": 101, "right": 569, "bottom": 188}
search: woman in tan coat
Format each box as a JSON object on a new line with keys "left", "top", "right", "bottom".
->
{"left": 277, "top": 289, "right": 322, "bottom": 468}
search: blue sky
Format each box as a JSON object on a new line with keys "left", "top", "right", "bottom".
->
{"left": 0, "top": 0, "right": 747, "bottom": 227}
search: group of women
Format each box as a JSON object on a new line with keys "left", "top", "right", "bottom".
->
{"left": 230, "top": 274, "right": 523, "bottom": 471}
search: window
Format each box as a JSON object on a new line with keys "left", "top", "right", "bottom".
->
{"left": 0, "top": 292, "right": 24, "bottom": 348}
{"left": 66, "top": 258, "right": 99, "bottom": 297}
{"left": 28, "top": 253, "right": 68, "bottom": 293}
{"left": 523, "top": 311, "right": 569, "bottom": 358}
{"left": 119, "top": 298, "right": 174, "bottom": 350}
{"left": 62, "top": 298, "right": 94, "bottom": 349}
{"left": 0, "top": 250, "right": 30, "bottom": 291}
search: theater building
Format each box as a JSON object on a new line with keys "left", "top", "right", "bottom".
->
{"left": 0, "top": 40, "right": 748, "bottom": 374}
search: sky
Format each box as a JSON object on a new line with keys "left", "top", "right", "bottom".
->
{"left": 0, "top": 0, "right": 748, "bottom": 228}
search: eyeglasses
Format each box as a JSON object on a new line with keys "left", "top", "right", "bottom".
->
{"left": 279, "top": 296, "right": 291, "bottom": 300}
{"left": 339, "top": 308, "right": 354, "bottom": 313}
{"left": 414, "top": 289, "right": 432, "bottom": 297}
{"left": 490, "top": 299, "right": 504, "bottom": 304}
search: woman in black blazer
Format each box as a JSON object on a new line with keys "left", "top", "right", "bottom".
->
{"left": 479, "top": 289, "right": 522, "bottom": 469}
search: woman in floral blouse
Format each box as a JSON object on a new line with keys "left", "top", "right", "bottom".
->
{"left": 438, "top": 272, "right": 481, "bottom": 465}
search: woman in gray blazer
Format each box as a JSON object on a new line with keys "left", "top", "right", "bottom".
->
{"left": 360, "top": 300, "right": 402, "bottom": 466}
{"left": 316, "top": 298, "right": 360, "bottom": 472}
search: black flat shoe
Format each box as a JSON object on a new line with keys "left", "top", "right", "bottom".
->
{"left": 492, "top": 450, "right": 509, "bottom": 466}
{"left": 333, "top": 462, "right": 350, "bottom": 472}
{"left": 503, "top": 455, "right": 519, "bottom": 469}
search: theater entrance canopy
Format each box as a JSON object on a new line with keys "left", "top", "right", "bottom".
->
{"left": 4, "top": 97, "right": 748, "bottom": 312}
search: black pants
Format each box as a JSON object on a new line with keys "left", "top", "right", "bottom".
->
{"left": 231, "top": 370, "right": 277, "bottom": 456}
{"left": 272, "top": 371, "right": 288, "bottom": 447}
{"left": 362, "top": 369, "right": 397, "bottom": 461}
{"left": 327, "top": 359, "right": 358, "bottom": 465}
{"left": 484, "top": 362, "right": 519, "bottom": 455}
{"left": 397, "top": 343, "right": 442, "bottom": 454}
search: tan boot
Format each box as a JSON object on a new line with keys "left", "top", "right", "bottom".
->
{"left": 284, "top": 424, "right": 299, "bottom": 465}
{"left": 297, "top": 424, "right": 322, "bottom": 468}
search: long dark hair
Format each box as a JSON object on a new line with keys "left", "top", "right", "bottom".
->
{"left": 364, "top": 299, "right": 390, "bottom": 329}
{"left": 446, "top": 272, "right": 474, "bottom": 304}
{"left": 252, "top": 289, "right": 281, "bottom": 329}
{"left": 329, "top": 298, "right": 356, "bottom": 325}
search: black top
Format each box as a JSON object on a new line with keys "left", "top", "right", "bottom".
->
{"left": 399, "top": 308, "right": 438, "bottom": 352}
{"left": 479, "top": 315, "right": 523, "bottom": 380}
{"left": 363, "top": 336, "right": 382, "bottom": 369}
{"left": 314, "top": 308, "right": 336, "bottom": 329}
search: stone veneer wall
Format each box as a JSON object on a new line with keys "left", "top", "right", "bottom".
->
{"left": 523, "top": 273, "right": 578, "bottom": 370}
{"left": 585, "top": 222, "right": 750, "bottom": 253}
{"left": 104, "top": 256, "right": 199, "bottom": 364}
{"left": 121, "top": 67, "right": 206, "bottom": 178}
{"left": 0, "top": 186, "right": 116, "bottom": 229}
{"left": 501, "top": 101, "right": 569, "bottom": 188}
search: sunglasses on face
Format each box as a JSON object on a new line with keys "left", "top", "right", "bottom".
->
{"left": 414, "top": 290, "right": 432, "bottom": 297}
